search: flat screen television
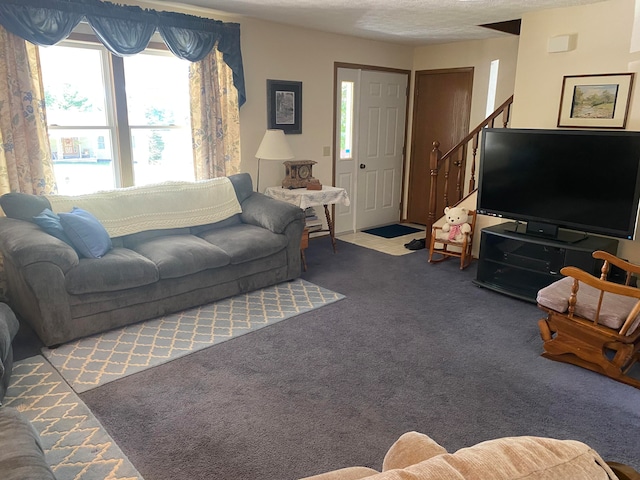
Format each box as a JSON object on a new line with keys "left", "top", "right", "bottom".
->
{"left": 477, "top": 128, "right": 640, "bottom": 242}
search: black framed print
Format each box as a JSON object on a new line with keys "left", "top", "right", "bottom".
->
{"left": 267, "top": 79, "right": 302, "bottom": 134}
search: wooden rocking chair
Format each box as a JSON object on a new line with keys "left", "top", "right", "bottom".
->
{"left": 428, "top": 209, "right": 476, "bottom": 270}
{"left": 537, "top": 250, "right": 640, "bottom": 389}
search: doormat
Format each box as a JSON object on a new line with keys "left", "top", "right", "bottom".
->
{"left": 362, "top": 224, "right": 423, "bottom": 238}
{"left": 42, "top": 279, "right": 345, "bottom": 393}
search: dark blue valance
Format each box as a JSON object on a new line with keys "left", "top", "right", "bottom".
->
{"left": 0, "top": 0, "right": 246, "bottom": 105}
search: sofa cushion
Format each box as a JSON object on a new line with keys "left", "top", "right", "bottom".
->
{"left": 198, "top": 224, "right": 288, "bottom": 264}
{"left": 121, "top": 227, "right": 192, "bottom": 246}
{"left": 190, "top": 215, "right": 242, "bottom": 236}
{"left": 537, "top": 276, "right": 640, "bottom": 331}
{"left": 65, "top": 248, "right": 160, "bottom": 295}
{"left": 59, "top": 207, "right": 113, "bottom": 258}
{"left": 127, "top": 234, "right": 230, "bottom": 279}
{"left": 0, "top": 192, "right": 51, "bottom": 221}
{"left": 0, "top": 407, "right": 56, "bottom": 480}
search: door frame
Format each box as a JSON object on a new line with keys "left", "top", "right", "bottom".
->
{"left": 333, "top": 62, "right": 411, "bottom": 233}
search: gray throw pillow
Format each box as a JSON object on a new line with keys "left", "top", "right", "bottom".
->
{"left": 59, "top": 207, "right": 112, "bottom": 258}
{"left": 32, "top": 208, "right": 75, "bottom": 247}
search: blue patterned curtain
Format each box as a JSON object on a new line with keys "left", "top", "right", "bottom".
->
{"left": 0, "top": 0, "right": 246, "bottom": 105}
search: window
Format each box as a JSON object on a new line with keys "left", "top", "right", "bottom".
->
{"left": 40, "top": 40, "right": 193, "bottom": 195}
{"left": 485, "top": 59, "right": 500, "bottom": 118}
{"left": 340, "top": 81, "right": 354, "bottom": 160}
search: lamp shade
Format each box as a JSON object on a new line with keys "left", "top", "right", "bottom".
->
{"left": 255, "top": 129, "right": 294, "bottom": 160}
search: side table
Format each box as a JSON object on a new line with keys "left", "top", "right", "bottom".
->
{"left": 264, "top": 185, "right": 351, "bottom": 253}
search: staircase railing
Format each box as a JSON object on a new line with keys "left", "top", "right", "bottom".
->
{"left": 426, "top": 95, "right": 514, "bottom": 235}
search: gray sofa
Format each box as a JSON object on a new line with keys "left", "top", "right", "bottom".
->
{"left": 0, "top": 173, "right": 305, "bottom": 347}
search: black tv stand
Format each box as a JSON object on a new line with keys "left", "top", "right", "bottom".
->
{"left": 504, "top": 222, "right": 589, "bottom": 244}
{"left": 474, "top": 222, "right": 618, "bottom": 303}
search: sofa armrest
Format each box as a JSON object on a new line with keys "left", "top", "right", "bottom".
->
{"left": 0, "top": 407, "right": 56, "bottom": 480}
{"left": 381, "top": 431, "right": 447, "bottom": 471}
{"left": 0, "top": 217, "right": 79, "bottom": 273}
{"left": 240, "top": 193, "right": 305, "bottom": 234}
{"left": 299, "top": 466, "right": 379, "bottom": 480}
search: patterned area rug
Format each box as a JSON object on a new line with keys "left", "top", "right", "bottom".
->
{"left": 4, "top": 356, "right": 143, "bottom": 480}
{"left": 43, "top": 279, "right": 344, "bottom": 393}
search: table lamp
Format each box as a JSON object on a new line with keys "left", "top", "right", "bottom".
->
{"left": 255, "top": 129, "right": 294, "bottom": 192}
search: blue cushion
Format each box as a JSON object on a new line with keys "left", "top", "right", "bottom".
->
{"left": 32, "top": 208, "right": 75, "bottom": 247}
{"left": 59, "top": 207, "right": 112, "bottom": 258}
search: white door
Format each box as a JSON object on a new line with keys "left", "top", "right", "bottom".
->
{"left": 335, "top": 68, "right": 408, "bottom": 233}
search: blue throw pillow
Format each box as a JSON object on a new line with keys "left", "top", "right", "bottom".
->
{"left": 32, "top": 208, "right": 75, "bottom": 247}
{"left": 59, "top": 207, "right": 112, "bottom": 258}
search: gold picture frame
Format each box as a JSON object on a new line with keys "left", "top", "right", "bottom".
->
{"left": 557, "top": 73, "right": 634, "bottom": 129}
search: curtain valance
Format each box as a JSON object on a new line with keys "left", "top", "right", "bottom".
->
{"left": 0, "top": 0, "right": 246, "bottom": 105}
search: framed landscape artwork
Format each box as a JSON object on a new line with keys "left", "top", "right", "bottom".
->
{"left": 267, "top": 79, "right": 302, "bottom": 134}
{"left": 557, "top": 73, "right": 634, "bottom": 128}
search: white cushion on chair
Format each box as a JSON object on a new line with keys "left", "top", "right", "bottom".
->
{"left": 537, "top": 276, "right": 640, "bottom": 331}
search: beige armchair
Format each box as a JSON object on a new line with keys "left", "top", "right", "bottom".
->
{"left": 300, "top": 431, "right": 638, "bottom": 480}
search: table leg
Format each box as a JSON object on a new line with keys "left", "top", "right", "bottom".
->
{"left": 324, "top": 204, "right": 337, "bottom": 253}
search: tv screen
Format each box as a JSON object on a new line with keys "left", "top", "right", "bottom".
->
{"left": 477, "top": 128, "right": 640, "bottom": 240}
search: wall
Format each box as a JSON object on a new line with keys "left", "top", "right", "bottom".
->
{"left": 135, "top": 1, "right": 413, "bottom": 192}
{"left": 507, "top": 0, "right": 640, "bottom": 262}
{"left": 238, "top": 19, "right": 413, "bottom": 191}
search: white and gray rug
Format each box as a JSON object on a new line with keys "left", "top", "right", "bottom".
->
{"left": 43, "top": 279, "right": 345, "bottom": 393}
{"left": 4, "top": 356, "right": 143, "bottom": 480}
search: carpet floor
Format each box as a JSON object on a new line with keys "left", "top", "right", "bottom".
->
{"left": 74, "top": 238, "right": 640, "bottom": 480}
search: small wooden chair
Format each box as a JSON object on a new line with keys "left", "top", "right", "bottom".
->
{"left": 537, "top": 250, "right": 640, "bottom": 389}
{"left": 428, "top": 209, "right": 476, "bottom": 270}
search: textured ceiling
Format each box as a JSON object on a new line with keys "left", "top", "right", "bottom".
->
{"left": 152, "top": 0, "right": 607, "bottom": 45}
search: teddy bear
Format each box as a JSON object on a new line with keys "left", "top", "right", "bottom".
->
{"left": 439, "top": 206, "right": 471, "bottom": 242}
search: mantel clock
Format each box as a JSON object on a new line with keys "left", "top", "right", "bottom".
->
{"left": 282, "top": 160, "right": 318, "bottom": 189}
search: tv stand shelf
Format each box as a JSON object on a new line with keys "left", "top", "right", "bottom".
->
{"left": 473, "top": 222, "right": 619, "bottom": 303}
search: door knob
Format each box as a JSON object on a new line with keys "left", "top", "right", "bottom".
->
{"left": 359, "top": 164, "right": 366, "bottom": 169}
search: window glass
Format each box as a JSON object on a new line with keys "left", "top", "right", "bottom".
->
{"left": 40, "top": 41, "right": 194, "bottom": 195}
{"left": 40, "top": 45, "right": 116, "bottom": 194}
{"left": 124, "top": 53, "right": 193, "bottom": 186}
{"left": 340, "top": 81, "right": 354, "bottom": 160}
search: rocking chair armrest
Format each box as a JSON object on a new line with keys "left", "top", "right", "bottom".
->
{"left": 606, "top": 462, "right": 640, "bottom": 480}
{"left": 560, "top": 266, "right": 640, "bottom": 299}
{"left": 592, "top": 250, "right": 640, "bottom": 277}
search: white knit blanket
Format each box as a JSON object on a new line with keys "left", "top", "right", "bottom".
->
{"left": 46, "top": 177, "right": 242, "bottom": 237}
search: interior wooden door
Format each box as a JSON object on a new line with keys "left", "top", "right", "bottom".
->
{"left": 406, "top": 68, "right": 473, "bottom": 225}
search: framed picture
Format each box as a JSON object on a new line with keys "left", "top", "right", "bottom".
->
{"left": 267, "top": 79, "right": 302, "bottom": 134}
{"left": 557, "top": 73, "right": 634, "bottom": 129}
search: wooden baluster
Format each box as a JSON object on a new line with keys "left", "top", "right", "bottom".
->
{"left": 427, "top": 141, "right": 441, "bottom": 237}
{"left": 443, "top": 155, "right": 450, "bottom": 209}
{"left": 502, "top": 102, "right": 511, "bottom": 128}
{"left": 469, "top": 132, "right": 479, "bottom": 193}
